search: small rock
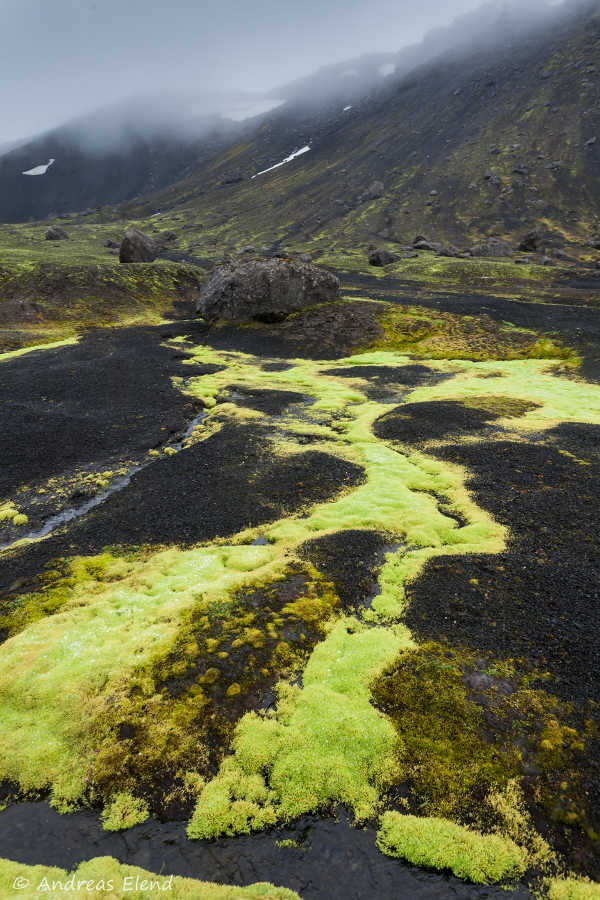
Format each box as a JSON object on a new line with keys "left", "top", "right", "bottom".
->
{"left": 413, "top": 240, "right": 440, "bottom": 252}
{"left": 45, "top": 226, "right": 68, "bottom": 241}
{"left": 366, "top": 180, "right": 385, "bottom": 200}
{"left": 105, "top": 239, "right": 120, "bottom": 249}
{"left": 518, "top": 229, "right": 542, "bottom": 252}
{"left": 119, "top": 228, "right": 159, "bottom": 263}
{"left": 436, "top": 244, "right": 462, "bottom": 258}
{"left": 470, "top": 237, "right": 512, "bottom": 258}
{"left": 369, "top": 248, "right": 398, "bottom": 267}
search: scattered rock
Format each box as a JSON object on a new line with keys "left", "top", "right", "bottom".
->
{"left": 470, "top": 237, "right": 512, "bottom": 258}
{"left": 366, "top": 180, "right": 385, "bottom": 200}
{"left": 436, "top": 245, "right": 462, "bottom": 258}
{"left": 45, "top": 226, "right": 68, "bottom": 241}
{"left": 596, "top": 260, "right": 600, "bottom": 269}
{"left": 588, "top": 236, "right": 600, "bottom": 250}
{"left": 539, "top": 255, "right": 553, "bottom": 266}
{"left": 105, "top": 240, "right": 120, "bottom": 249}
{"left": 299, "top": 253, "right": 313, "bottom": 263}
{"left": 195, "top": 257, "right": 340, "bottom": 323}
{"left": 369, "top": 248, "right": 398, "bottom": 267}
{"left": 119, "top": 228, "right": 159, "bottom": 263}
{"left": 412, "top": 234, "right": 430, "bottom": 246}
{"left": 159, "top": 231, "right": 177, "bottom": 244}
{"left": 518, "top": 229, "right": 542, "bottom": 252}
{"left": 239, "top": 245, "right": 256, "bottom": 254}
{"left": 413, "top": 239, "right": 440, "bottom": 252}
{"left": 515, "top": 257, "right": 531, "bottom": 265}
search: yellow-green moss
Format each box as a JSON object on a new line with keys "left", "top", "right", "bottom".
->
{"left": 376, "top": 812, "right": 527, "bottom": 884}
{"left": 101, "top": 793, "right": 150, "bottom": 831}
{"left": 547, "top": 877, "right": 600, "bottom": 900}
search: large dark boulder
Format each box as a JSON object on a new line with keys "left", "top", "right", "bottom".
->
{"left": 45, "top": 226, "right": 68, "bottom": 241}
{"left": 470, "top": 237, "right": 512, "bottom": 258}
{"left": 196, "top": 257, "right": 340, "bottom": 323}
{"left": 519, "top": 229, "right": 542, "bottom": 252}
{"left": 119, "top": 228, "right": 159, "bottom": 263}
{"left": 369, "top": 248, "right": 398, "bottom": 267}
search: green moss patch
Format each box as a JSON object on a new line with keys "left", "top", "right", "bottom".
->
{"left": 371, "top": 642, "right": 596, "bottom": 839}
{"left": 370, "top": 305, "right": 578, "bottom": 363}
{"left": 376, "top": 812, "right": 527, "bottom": 884}
{"left": 547, "top": 877, "right": 600, "bottom": 899}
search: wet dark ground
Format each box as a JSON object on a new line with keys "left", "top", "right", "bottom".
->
{"left": 0, "top": 804, "right": 532, "bottom": 900}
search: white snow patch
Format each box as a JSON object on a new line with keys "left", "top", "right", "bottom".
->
{"left": 22, "top": 158, "right": 55, "bottom": 176}
{"left": 252, "top": 145, "right": 311, "bottom": 179}
{"left": 343, "top": 106, "right": 353, "bottom": 112}
{"left": 378, "top": 63, "right": 396, "bottom": 77}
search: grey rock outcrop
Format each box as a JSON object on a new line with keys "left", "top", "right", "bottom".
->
{"left": 470, "top": 237, "right": 512, "bottom": 258}
{"left": 369, "top": 248, "right": 398, "bottom": 267}
{"left": 45, "top": 226, "right": 68, "bottom": 241}
{"left": 436, "top": 244, "right": 462, "bottom": 258}
{"left": 196, "top": 257, "right": 340, "bottom": 323}
{"left": 119, "top": 228, "right": 159, "bottom": 263}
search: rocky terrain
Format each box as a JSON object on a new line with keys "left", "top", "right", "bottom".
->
{"left": 0, "top": 3, "right": 600, "bottom": 899}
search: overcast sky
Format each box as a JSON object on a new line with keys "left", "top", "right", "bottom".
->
{"left": 1, "top": 0, "right": 510, "bottom": 143}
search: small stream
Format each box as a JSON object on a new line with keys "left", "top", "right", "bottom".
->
{"left": 0, "top": 411, "right": 208, "bottom": 555}
{"left": 0, "top": 803, "right": 532, "bottom": 900}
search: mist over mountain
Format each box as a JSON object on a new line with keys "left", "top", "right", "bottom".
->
{"left": 0, "top": 0, "right": 589, "bottom": 223}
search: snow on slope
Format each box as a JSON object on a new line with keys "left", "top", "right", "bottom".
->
{"left": 252, "top": 145, "right": 311, "bottom": 179}
{"left": 22, "top": 158, "right": 55, "bottom": 176}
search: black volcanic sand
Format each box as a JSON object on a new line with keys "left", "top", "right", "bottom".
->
{"left": 199, "top": 299, "right": 385, "bottom": 360}
{"left": 321, "top": 364, "right": 439, "bottom": 400}
{"left": 403, "top": 425, "right": 600, "bottom": 873}
{"left": 0, "top": 803, "right": 532, "bottom": 900}
{"left": 0, "top": 424, "right": 364, "bottom": 599}
{"left": 299, "top": 530, "right": 392, "bottom": 610}
{"left": 405, "top": 425, "right": 600, "bottom": 705}
{"left": 321, "top": 364, "right": 434, "bottom": 385}
{"left": 225, "top": 385, "right": 309, "bottom": 415}
{"left": 0, "top": 322, "right": 214, "bottom": 497}
{"left": 374, "top": 400, "right": 500, "bottom": 444}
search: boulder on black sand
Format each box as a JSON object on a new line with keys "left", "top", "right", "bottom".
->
{"left": 196, "top": 257, "right": 340, "bottom": 323}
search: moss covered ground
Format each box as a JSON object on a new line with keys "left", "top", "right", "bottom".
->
{"left": 2, "top": 321, "right": 600, "bottom": 895}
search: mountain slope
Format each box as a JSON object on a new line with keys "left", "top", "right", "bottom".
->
{"left": 119, "top": 1, "right": 600, "bottom": 252}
